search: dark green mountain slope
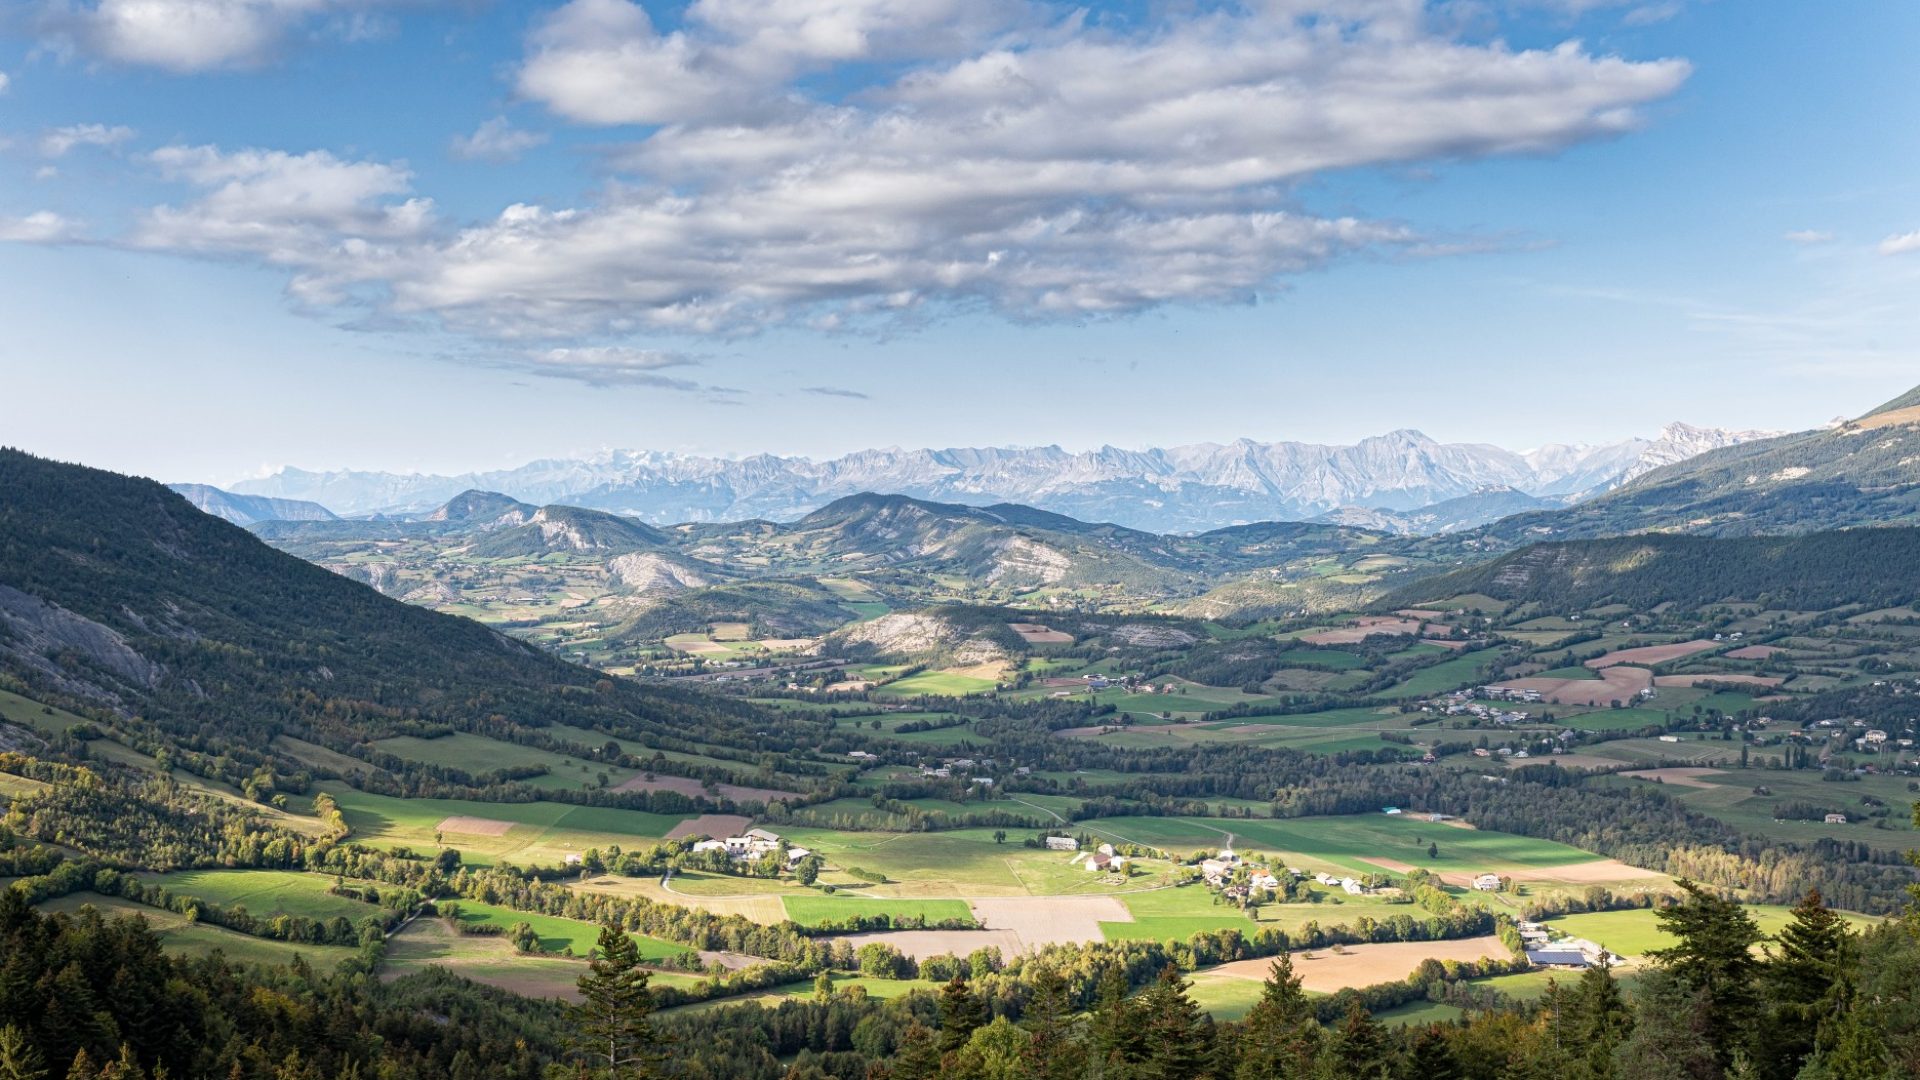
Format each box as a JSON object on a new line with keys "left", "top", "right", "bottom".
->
{"left": 0, "top": 449, "right": 762, "bottom": 766}
{"left": 1387, "top": 527, "right": 1920, "bottom": 613}
{"left": 1468, "top": 384, "right": 1920, "bottom": 541}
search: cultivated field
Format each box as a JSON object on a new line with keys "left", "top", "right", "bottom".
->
{"left": 1204, "top": 936, "right": 1511, "bottom": 994}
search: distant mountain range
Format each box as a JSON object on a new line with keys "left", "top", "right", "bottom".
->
{"left": 221, "top": 422, "right": 1776, "bottom": 534}
{"left": 169, "top": 483, "right": 337, "bottom": 527}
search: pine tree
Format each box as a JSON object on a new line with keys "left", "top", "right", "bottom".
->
{"left": 1021, "top": 966, "right": 1085, "bottom": 1080}
{"left": 1326, "top": 999, "right": 1390, "bottom": 1079}
{"left": 1611, "top": 969, "right": 1718, "bottom": 1080}
{"left": 891, "top": 1022, "right": 942, "bottom": 1080}
{"left": 1566, "top": 958, "right": 1630, "bottom": 1079}
{"left": 1803, "top": 991, "right": 1893, "bottom": 1080}
{"left": 1754, "top": 889, "right": 1855, "bottom": 1079}
{"left": 0, "top": 1026, "right": 47, "bottom": 1080}
{"left": 937, "top": 977, "right": 987, "bottom": 1055}
{"left": 1407, "top": 1025, "right": 1462, "bottom": 1080}
{"left": 1647, "top": 880, "right": 1763, "bottom": 1069}
{"left": 1234, "top": 953, "right": 1318, "bottom": 1080}
{"left": 1084, "top": 965, "right": 1145, "bottom": 1074}
{"left": 1136, "top": 966, "right": 1211, "bottom": 1080}
{"left": 575, "top": 922, "right": 660, "bottom": 1078}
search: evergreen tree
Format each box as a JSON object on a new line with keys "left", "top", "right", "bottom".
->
{"left": 891, "top": 1022, "right": 943, "bottom": 1080}
{"left": 1647, "top": 880, "right": 1763, "bottom": 1068}
{"left": 1325, "top": 999, "right": 1391, "bottom": 1079}
{"left": 1234, "top": 953, "right": 1318, "bottom": 1080}
{"left": 1084, "top": 965, "right": 1145, "bottom": 1076}
{"left": 1611, "top": 969, "right": 1718, "bottom": 1080}
{"left": 575, "top": 922, "right": 660, "bottom": 1078}
{"left": 0, "top": 1027, "right": 47, "bottom": 1080}
{"left": 1406, "top": 1026, "right": 1462, "bottom": 1080}
{"left": 937, "top": 977, "right": 988, "bottom": 1056}
{"left": 1135, "top": 966, "right": 1211, "bottom": 1080}
{"left": 1566, "top": 958, "right": 1630, "bottom": 1080}
{"left": 1021, "top": 966, "right": 1085, "bottom": 1080}
{"left": 1754, "top": 889, "right": 1855, "bottom": 1079}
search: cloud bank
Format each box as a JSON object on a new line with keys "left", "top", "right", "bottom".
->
{"left": 35, "top": 0, "right": 1693, "bottom": 346}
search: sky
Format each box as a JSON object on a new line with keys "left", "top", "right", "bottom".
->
{"left": 1, "top": 0, "right": 1917, "bottom": 485}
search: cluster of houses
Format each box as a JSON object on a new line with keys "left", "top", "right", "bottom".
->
{"left": 1037, "top": 835, "right": 1133, "bottom": 872}
{"left": 690, "top": 827, "right": 814, "bottom": 867}
{"left": 1076, "top": 673, "right": 1181, "bottom": 694}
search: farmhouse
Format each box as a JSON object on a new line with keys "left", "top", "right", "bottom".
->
{"left": 1044, "top": 836, "right": 1079, "bottom": 852}
{"left": 1527, "top": 949, "right": 1592, "bottom": 969}
{"left": 1472, "top": 873, "right": 1503, "bottom": 892}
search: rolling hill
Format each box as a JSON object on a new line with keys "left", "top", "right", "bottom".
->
{"left": 0, "top": 449, "right": 767, "bottom": 766}
{"left": 1386, "top": 528, "right": 1920, "bottom": 613}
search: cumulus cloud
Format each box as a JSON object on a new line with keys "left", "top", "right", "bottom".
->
{"left": 0, "top": 211, "right": 78, "bottom": 242}
{"left": 517, "top": 0, "right": 1024, "bottom": 126}
{"left": 0, "top": 71, "right": 10, "bottom": 94}
{"left": 45, "top": 0, "right": 421, "bottom": 73}
{"left": 40, "top": 123, "right": 135, "bottom": 157}
{"left": 1879, "top": 230, "right": 1920, "bottom": 257}
{"left": 115, "top": 0, "right": 1691, "bottom": 341}
{"left": 130, "top": 144, "right": 433, "bottom": 309}
{"left": 450, "top": 117, "right": 548, "bottom": 162}
{"left": 1784, "top": 229, "right": 1833, "bottom": 245}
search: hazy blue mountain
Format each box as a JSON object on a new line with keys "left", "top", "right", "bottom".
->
{"left": 167, "top": 483, "right": 337, "bottom": 526}
{"left": 228, "top": 422, "right": 1774, "bottom": 532}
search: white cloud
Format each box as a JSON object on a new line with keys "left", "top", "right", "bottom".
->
{"left": 516, "top": 0, "right": 1023, "bottom": 126}
{"left": 40, "top": 123, "right": 135, "bottom": 157}
{"left": 449, "top": 117, "right": 548, "bottom": 163}
{"left": 1784, "top": 229, "right": 1833, "bottom": 245}
{"left": 118, "top": 1, "right": 1691, "bottom": 340}
{"left": 1879, "top": 230, "right": 1920, "bottom": 257}
{"left": 0, "top": 71, "right": 10, "bottom": 94}
{"left": 48, "top": 0, "right": 422, "bottom": 73}
{"left": 518, "top": 346, "right": 705, "bottom": 387}
{"left": 132, "top": 145, "right": 432, "bottom": 297}
{"left": 0, "top": 211, "right": 79, "bottom": 242}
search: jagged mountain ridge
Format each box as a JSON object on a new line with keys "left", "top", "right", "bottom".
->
{"left": 228, "top": 422, "right": 1776, "bottom": 533}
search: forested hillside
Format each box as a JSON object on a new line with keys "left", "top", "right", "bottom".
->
{"left": 0, "top": 448, "right": 767, "bottom": 774}
{"left": 1465, "top": 385, "right": 1920, "bottom": 541}
{"left": 1389, "top": 528, "right": 1920, "bottom": 613}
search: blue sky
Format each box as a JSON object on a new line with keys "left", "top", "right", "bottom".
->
{"left": 1, "top": 0, "right": 1916, "bottom": 484}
